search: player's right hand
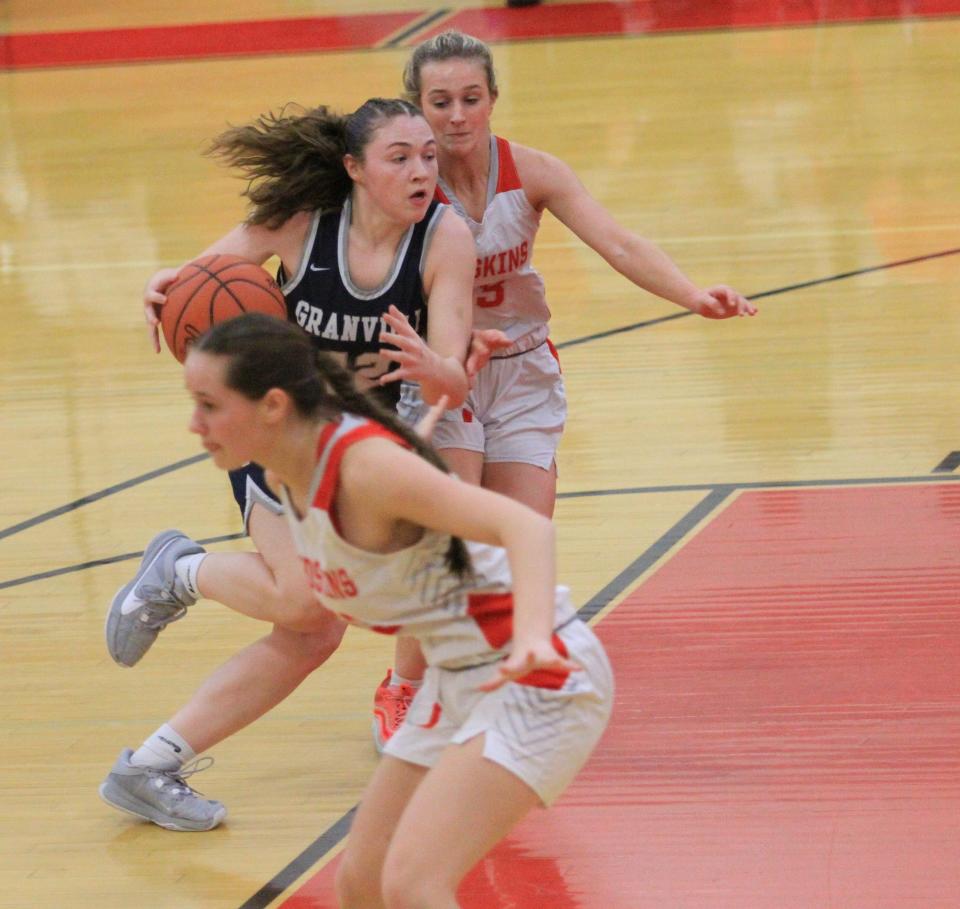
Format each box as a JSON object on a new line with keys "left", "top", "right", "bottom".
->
{"left": 476, "top": 639, "right": 581, "bottom": 692}
{"left": 694, "top": 285, "right": 757, "bottom": 319}
{"left": 465, "top": 328, "right": 511, "bottom": 382}
{"left": 143, "top": 266, "right": 180, "bottom": 353}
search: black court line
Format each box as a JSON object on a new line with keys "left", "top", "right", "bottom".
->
{"left": 933, "top": 451, "right": 960, "bottom": 473}
{"left": 557, "top": 470, "right": 960, "bottom": 500}
{"left": 0, "top": 452, "right": 209, "bottom": 542}
{"left": 575, "top": 486, "right": 733, "bottom": 622}
{"left": 0, "top": 532, "right": 243, "bottom": 591}
{"left": 381, "top": 8, "right": 452, "bottom": 47}
{"left": 2, "top": 247, "right": 956, "bottom": 546}
{"left": 555, "top": 246, "right": 960, "bottom": 350}
{"left": 238, "top": 807, "right": 357, "bottom": 909}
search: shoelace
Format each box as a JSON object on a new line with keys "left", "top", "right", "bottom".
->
{"left": 390, "top": 686, "right": 414, "bottom": 725}
{"left": 157, "top": 756, "right": 215, "bottom": 797}
{"left": 136, "top": 584, "right": 190, "bottom": 628}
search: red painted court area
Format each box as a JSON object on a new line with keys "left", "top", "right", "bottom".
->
{"left": 0, "top": 12, "right": 417, "bottom": 69}
{"left": 423, "top": 0, "right": 960, "bottom": 42}
{"left": 4, "top": 0, "right": 960, "bottom": 69}
{"left": 284, "top": 482, "right": 960, "bottom": 907}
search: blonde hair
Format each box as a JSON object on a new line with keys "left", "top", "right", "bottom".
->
{"left": 402, "top": 30, "right": 498, "bottom": 106}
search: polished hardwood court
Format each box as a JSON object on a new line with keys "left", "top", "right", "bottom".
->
{"left": 1, "top": 3, "right": 959, "bottom": 907}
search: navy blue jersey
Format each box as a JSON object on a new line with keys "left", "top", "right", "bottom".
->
{"left": 231, "top": 198, "right": 445, "bottom": 520}
{"left": 278, "top": 196, "right": 445, "bottom": 409}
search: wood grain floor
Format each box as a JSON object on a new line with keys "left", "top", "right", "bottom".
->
{"left": 1, "top": 4, "right": 958, "bottom": 907}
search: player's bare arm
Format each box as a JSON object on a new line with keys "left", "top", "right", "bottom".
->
{"left": 515, "top": 143, "right": 756, "bottom": 319}
{"left": 338, "top": 439, "right": 571, "bottom": 686}
{"left": 414, "top": 209, "right": 475, "bottom": 405}
{"left": 142, "top": 213, "right": 312, "bottom": 352}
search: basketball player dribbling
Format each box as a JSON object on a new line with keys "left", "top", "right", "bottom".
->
{"left": 99, "top": 98, "right": 477, "bottom": 831}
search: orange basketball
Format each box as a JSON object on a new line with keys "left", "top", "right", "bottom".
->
{"left": 160, "top": 254, "right": 287, "bottom": 363}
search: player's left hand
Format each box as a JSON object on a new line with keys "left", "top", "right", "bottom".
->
{"left": 378, "top": 305, "right": 440, "bottom": 386}
{"left": 694, "top": 285, "right": 757, "bottom": 319}
{"left": 476, "top": 640, "right": 581, "bottom": 692}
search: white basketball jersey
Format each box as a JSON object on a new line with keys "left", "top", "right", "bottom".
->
{"left": 280, "top": 414, "right": 576, "bottom": 669}
{"left": 436, "top": 136, "right": 551, "bottom": 341}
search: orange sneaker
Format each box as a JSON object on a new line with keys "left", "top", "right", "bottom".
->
{"left": 372, "top": 669, "right": 416, "bottom": 753}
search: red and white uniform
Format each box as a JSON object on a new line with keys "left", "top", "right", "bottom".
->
{"left": 280, "top": 414, "right": 613, "bottom": 803}
{"left": 427, "top": 136, "right": 567, "bottom": 469}
{"left": 437, "top": 135, "right": 550, "bottom": 344}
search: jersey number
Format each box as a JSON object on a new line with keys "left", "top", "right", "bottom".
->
{"left": 476, "top": 281, "right": 505, "bottom": 309}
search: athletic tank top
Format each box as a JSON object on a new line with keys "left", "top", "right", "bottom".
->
{"left": 435, "top": 136, "right": 550, "bottom": 342}
{"left": 279, "top": 414, "right": 577, "bottom": 669}
{"left": 278, "top": 197, "right": 446, "bottom": 407}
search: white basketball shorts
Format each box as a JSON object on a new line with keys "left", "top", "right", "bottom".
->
{"left": 425, "top": 337, "right": 567, "bottom": 470}
{"left": 385, "top": 617, "right": 613, "bottom": 806}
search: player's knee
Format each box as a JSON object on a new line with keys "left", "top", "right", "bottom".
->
{"left": 271, "top": 586, "right": 343, "bottom": 634}
{"left": 381, "top": 855, "right": 453, "bottom": 908}
{"left": 296, "top": 621, "right": 345, "bottom": 664}
{"left": 268, "top": 620, "right": 345, "bottom": 669}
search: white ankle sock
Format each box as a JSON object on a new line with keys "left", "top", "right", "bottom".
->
{"left": 130, "top": 724, "right": 197, "bottom": 771}
{"left": 174, "top": 553, "right": 206, "bottom": 600}
{"left": 389, "top": 671, "right": 423, "bottom": 688}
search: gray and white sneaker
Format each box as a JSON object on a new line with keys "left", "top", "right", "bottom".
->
{"left": 99, "top": 748, "right": 227, "bottom": 832}
{"left": 105, "top": 530, "right": 205, "bottom": 667}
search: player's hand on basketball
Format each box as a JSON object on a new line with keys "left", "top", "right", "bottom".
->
{"left": 693, "top": 285, "right": 757, "bottom": 319}
{"left": 465, "top": 328, "right": 512, "bottom": 383}
{"left": 143, "top": 266, "right": 181, "bottom": 353}
{"left": 414, "top": 396, "right": 450, "bottom": 442}
{"left": 378, "top": 305, "right": 440, "bottom": 386}
{"left": 477, "top": 639, "right": 581, "bottom": 692}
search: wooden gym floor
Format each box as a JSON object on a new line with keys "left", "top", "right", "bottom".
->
{"left": 1, "top": 2, "right": 959, "bottom": 907}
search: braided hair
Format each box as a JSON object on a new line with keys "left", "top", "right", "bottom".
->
{"left": 208, "top": 98, "right": 426, "bottom": 229}
{"left": 193, "top": 313, "right": 472, "bottom": 577}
